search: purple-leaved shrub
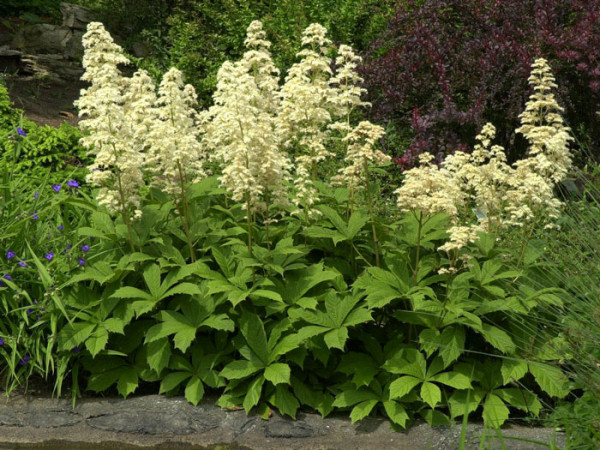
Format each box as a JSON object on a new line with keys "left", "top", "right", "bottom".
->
{"left": 361, "top": 0, "right": 600, "bottom": 168}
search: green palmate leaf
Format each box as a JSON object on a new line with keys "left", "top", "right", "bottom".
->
{"left": 495, "top": 388, "right": 541, "bottom": 416}
{"left": 317, "top": 205, "right": 349, "bottom": 235}
{"left": 220, "top": 360, "right": 264, "bottom": 380}
{"left": 384, "top": 350, "right": 426, "bottom": 378}
{"left": 481, "top": 324, "right": 516, "bottom": 353}
{"left": 116, "top": 367, "right": 139, "bottom": 398}
{"left": 529, "top": 362, "right": 569, "bottom": 398}
{"left": 184, "top": 376, "right": 205, "bottom": 406}
{"left": 421, "top": 409, "right": 451, "bottom": 426}
{"left": 143, "top": 264, "right": 162, "bottom": 298}
{"left": 159, "top": 372, "right": 191, "bottom": 394}
{"left": 419, "top": 329, "right": 440, "bottom": 358}
{"left": 264, "top": 363, "right": 291, "bottom": 385}
{"left": 501, "top": 359, "right": 529, "bottom": 384}
{"left": 145, "top": 311, "right": 197, "bottom": 352}
{"left": 332, "top": 389, "right": 379, "bottom": 408}
{"left": 202, "top": 314, "right": 235, "bottom": 332}
{"left": 389, "top": 376, "right": 421, "bottom": 399}
{"left": 271, "top": 385, "right": 300, "bottom": 419}
{"left": 448, "top": 389, "right": 484, "bottom": 419}
{"left": 272, "top": 263, "right": 338, "bottom": 305}
{"left": 383, "top": 401, "right": 409, "bottom": 428}
{"left": 429, "top": 371, "right": 472, "bottom": 389}
{"left": 239, "top": 313, "right": 270, "bottom": 365}
{"left": 337, "top": 352, "right": 378, "bottom": 388}
{"left": 111, "top": 286, "right": 153, "bottom": 300}
{"left": 243, "top": 375, "right": 264, "bottom": 413}
{"left": 439, "top": 326, "right": 465, "bottom": 367}
{"left": 103, "top": 318, "right": 125, "bottom": 334}
{"left": 347, "top": 211, "right": 369, "bottom": 239}
{"left": 420, "top": 382, "right": 441, "bottom": 409}
{"left": 58, "top": 322, "right": 95, "bottom": 351}
{"left": 324, "top": 327, "right": 349, "bottom": 350}
{"left": 146, "top": 338, "right": 171, "bottom": 375}
{"left": 291, "top": 377, "right": 334, "bottom": 417}
{"left": 303, "top": 226, "right": 347, "bottom": 245}
{"left": 482, "top": 393, "right": 510, "bottom": 428}
{"left": 85, "top": 327, "right": 109, "bottom": 357}
{"left": 162, "top": 282, "right": 203, "bottom": 297}
{"left": 350, "top": 400, "right": 379, "bottom": 423}
{"left": 250, "top": 289, "right": 283, "bottom": 302}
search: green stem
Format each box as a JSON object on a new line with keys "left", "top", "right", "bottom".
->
{"left": 116, "top": 172, "right": 135, "bottom": 253}
{"left": 413, "top": 211, "right": 423, "bottom": 285}
{"left": 176, "top": 162, "right": 196, "bottom": 262}
{"left": 246, "top": 194, "right": 253, "bottom": 254}
{"left": 364, "top": 162, "right": 381, "bottom": 267}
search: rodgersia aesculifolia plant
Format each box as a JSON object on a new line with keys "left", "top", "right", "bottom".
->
{"left": 54, "top": 22, "right": 578, "bottom": 430}
{"left": 396, "top": 58, "right": 573, "bottom": 268}
{"left": 76, "top": 23, "right": 144, "bottom": 225}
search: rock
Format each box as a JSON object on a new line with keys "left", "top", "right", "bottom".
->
{"left": 0, "top": 409, "right": 24, "bottom": 427}
{"left": 0, "top": 45, "right": 21, "bottom": 74}
{"left": 13, "top": 24, "right": 72, "bottom": 55}
{"left": 24, "top": 407, "right": 82, "bottom": 428}
{"left": 132, "top": 41, "right": 151, "bottom": 58}
{"left": 20, "top": 54, "right": 83, "bottom": 82}
{"left": 265, "top": 419, "right": 315, "bottom": 438}
{"left": 64, "top": 30, "right": 84, "bottom": 60}
{"left": 61, "top": 3, "right": 94, "bottom": 30}
{"left": 87, "top": 409, "right": 219, "bottom": 435}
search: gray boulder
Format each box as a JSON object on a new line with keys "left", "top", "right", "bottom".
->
{"left": 12, "top": 24, "right": 72, "bottom": 54}
{"left": 61, "top": 3, "right": 94, "bottom": 30}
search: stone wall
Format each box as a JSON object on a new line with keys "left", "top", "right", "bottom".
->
{"left": 0, "top": 3, "right": 93, "bottom": 83}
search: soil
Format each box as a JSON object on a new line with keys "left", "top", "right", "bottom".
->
{"left": 4, "top": 75, "right": 84, "bottom": 128}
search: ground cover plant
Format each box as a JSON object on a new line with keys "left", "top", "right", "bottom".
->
{"left": 0, "top": 20, "right": 583, "bottom": 437}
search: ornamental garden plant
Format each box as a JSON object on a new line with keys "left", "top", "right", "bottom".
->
{"left": 0, "top": 19, "right": 590, "bottom": 437}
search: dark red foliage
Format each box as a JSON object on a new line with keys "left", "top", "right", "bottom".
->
{"left": 361, "top": 0, "right": 600, "bottom": 166}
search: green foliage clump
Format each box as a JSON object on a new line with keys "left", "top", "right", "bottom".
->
{"left": 94, "top": 0, "right": 394, "bottom": 107}
{"left": 0, "top": 84, "right": 89, "bottom": 181}
{"left": 0, "top": 0, "right": 63, "bottom": 17}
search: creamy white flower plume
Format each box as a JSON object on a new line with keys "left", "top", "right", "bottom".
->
{"left": 146, "top": 67, "right": 206, "bottom": 196}
{"left": 332, "top": 121, "right": 389, "bottom": 190}
{"left": 76, "top": 22, "right": 144, "bottom": 220}
{"left": 202, "top": 22, "right": 291, "bottom": 214}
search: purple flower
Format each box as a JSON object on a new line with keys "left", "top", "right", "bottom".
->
{"left": 58, "top": 224, "right": 64, "bottom": 231}
{"left": 44, "top": 252, "right": 54, "bottom": 261}
{"left": 18, "top": 259, "right": 26, "bottom": 267}
{"left": 31, "top": 211, "right": 38, "bottom": 220}
{"left": 67, "top": 180, "right": 79, "bottom": 188}
{"left": 72, "top": 346, "right": 80, "bottom": 353}
{"left": 6, "top": 250, "right": 15, "bottom": 259}
{"left": 34, "top": 191, "right": 38, "bottom": 199}
{"left": 0, "top": 337, "right": 4, "bottom": 346}
{"left": 18, "top": 355, "right": 30, "bottom": 366}
{"left": 4, "top": 274, "right": 12, "bottom": 281}
{"left": 52, "top": 185, "right": 61, "bottom": 193}
{"left": 26, "top": 308, "right": 33, "bottom": 315}
{"left": 17, "top": 127, "right": 26, "bottom": 137}
{"left": 78, "top": 258, "right": 86, "bottom": 266}
{"left": 81, "top": 245, "right": 90, "bottom": 252}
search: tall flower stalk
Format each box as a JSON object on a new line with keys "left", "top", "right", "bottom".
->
{"left": 75, "top": 22, "right": 142, "bottom": 251}
{"left": 146, "top": 68, "right": 206, "bottom": 262}
{"left": 202, "top": 21, "right": 291, "bottom": 253}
